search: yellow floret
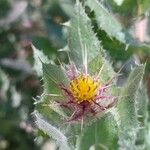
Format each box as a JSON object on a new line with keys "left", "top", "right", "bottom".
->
{"left": 70, "top": 74, "right": 100, "bottom": 103}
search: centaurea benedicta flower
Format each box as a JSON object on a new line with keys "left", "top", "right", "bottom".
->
{"left": 55, "top": 59, "right": 117, "bottom": 122}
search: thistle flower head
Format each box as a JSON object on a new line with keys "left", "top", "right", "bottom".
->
{"left": 55, "top": 61, "right": 117, "bottom": 122}
{"left": 70, "top": 74, "right": 100, "bottom": 103}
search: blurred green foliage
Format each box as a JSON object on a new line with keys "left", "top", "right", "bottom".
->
{"left": 0, "top": 0, "right": 10, "bottom": 18}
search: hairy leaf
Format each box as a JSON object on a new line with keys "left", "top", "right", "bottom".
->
{"left": 35, "top": 111, "right": 70, "bottom": 150}
{"left": 88, "top": 54, "right": 115, "bottom": 83}
{"left": 78, "top": 113, "right": 118, "bottom": 150}
{"left": 86, "top": 0, "right": 137, "bottom": 45}
{"left": 68, "top": 0, "right": 101, "bottom": 68}
{"left": 136, "top": 84, "right": 149, "bottom": 149}
{"left": 32, "top": 45, "right": 50, "bottom": 76}
{"left": 42, "top": 62, "right": 69, "bottom": 94}
{"left": 117, "top": 64, "right": 145, "bottom": 149}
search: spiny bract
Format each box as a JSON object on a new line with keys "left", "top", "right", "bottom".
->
{"left": 57, "top": 62, "right": 117, "bottom": 122}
